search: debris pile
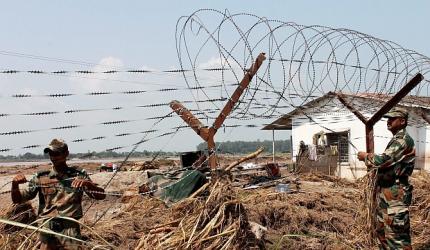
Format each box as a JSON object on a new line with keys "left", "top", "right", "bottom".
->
{"left": 84, "top": 196, "right": 168, "bottom": 248}
{"left": 242, "top": 178, "right": 363, "bottom": 249}
{"left": 136, "top": 177, "right": 261, "bottom": 249}
{"left": 1, "top": 166, "right": 430, "bottom": 249}
{"left": 124, "top": 159, "right": 179, "bottom": 171}
{"left": 127, "top": 161, "right": 160, "bottom": 171}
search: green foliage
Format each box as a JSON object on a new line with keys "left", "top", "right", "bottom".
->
{"left": 196, "top": 140, "right": 291, "bottom": 154}
{"left": 0, "top": 140, "right": 291, "bottom": 161}
{"left": 0, "top": 150, "right": 178, "bottom": 161}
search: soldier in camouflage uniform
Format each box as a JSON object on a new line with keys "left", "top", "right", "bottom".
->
{"left": 11, "top": 139, "right": 106, "bottom": 250}
{"left": 358, "top": 107, "right": 415, "bottom": 250}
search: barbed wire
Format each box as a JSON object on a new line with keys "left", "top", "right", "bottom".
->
{"left": 175, "top": 9, "right": 430, "bottom": 122}
{"left": 3, "top": 10, "right": 430, "bottom": 156}
{"left": 2, "top": 10, "right": 430, "bottom": 163}
{"left": 0, "top": 98, "right": 227, "bottom": 118}
{"left": 1, "top": 10, "right": 430, "bottom": 238}
{"left": 0, "top": 67, "right": 229, "bottom": 75}
{"left": 1, "top": 83, "right": 228, "bottom": 99}
{"left": 0, "top": 123, "right": 268, "bottom": 153}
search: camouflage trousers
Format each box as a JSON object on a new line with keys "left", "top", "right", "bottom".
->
{"left": 39, "top": 217, "right": 83, "bottom": 250}
{"left": 376, "top": 183, "right": 413, "bottom": 250}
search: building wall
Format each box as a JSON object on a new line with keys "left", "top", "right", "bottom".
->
{"left": 423, "top": 126, "right": 430, "bottom": 171}
{"left": 408, "top": 124, "right": 422, "bottom": 169}
{"left": 291, "top": 108, "right": 368, "bottom": 179}
{"left": 290, "top": 98, "right": 428, "bottom": 180}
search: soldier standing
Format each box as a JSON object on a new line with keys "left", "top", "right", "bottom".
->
{"left": 358, "top": 107, "right": 415, "bottom": 249}
{"left": 11, "top": 139, "right": 106, "bottom": 249}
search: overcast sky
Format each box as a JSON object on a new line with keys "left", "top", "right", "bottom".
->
{"left": 1, "top": 1, "right": 429, "bottom": 155}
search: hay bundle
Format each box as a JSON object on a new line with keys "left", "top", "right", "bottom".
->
{"left": 136, "top": 179, "right": 260, "bottom": 249}
{"left": 0, "top": 202, "right": 38, "bottom": 249}
{"left": 357, "top": 171, "right": 430, "bottom": 249}
{"left": 0, "top": 202, "right": 36, "bottom": 233}
{"left": 360, "top": 171, "right": 378, "bottom": 246}
{"left": 410, "top": 171, "right": 430, "bottom": 249}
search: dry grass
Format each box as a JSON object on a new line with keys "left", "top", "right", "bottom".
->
{"left": 241, "top": 182, "right": 362, "bottom": 249}
{"left": 83, "top": 196, "right": 169, "bottom": 248}
{"left": 0, "top": 202, "right": 38, "bottom": 249}
{"left": 239, "top": 171, "right": 430, "bottom": 249}
{"left": 410, "top": 171, "right": 430, "bottom": 249}
{"left": 136, "top": 177, "right": 261, "bottom": 249}
{"left": 0, "top": 171, "right": 429, "bottom": 249}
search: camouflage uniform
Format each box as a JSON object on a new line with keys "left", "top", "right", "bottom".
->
{"left": 365, "top": 126, "right": 415, "bottom": 250}
{"left": 20, "top": 166, "right": 93, "bottom": 250}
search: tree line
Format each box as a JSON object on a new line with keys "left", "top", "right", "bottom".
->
{"left": 196, "top": 140, "right": 291, "bottom": 154}
{"left": 0, "top": 150, "right": 177, "bottom": 162}
{"left": 0, "top": 140, "right": 291, "bottom": 161}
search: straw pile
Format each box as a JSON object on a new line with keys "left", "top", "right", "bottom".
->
{"left": 239, "top": 171, "right": 430, "bottom": 249}
{"left": 0, "top": 202, "right": 36, "bottom": 233}
{"left": 1, "top": 171, "right": 429, "bottom": 249}
{"left": 241, "top": 184, "right": 363, "bottom": 249}
{"left": 0, "top": 202, "right": 38, "bottom": 249}
{"left": 83, "top": 196, "right": 169, "bottom": 248}
{"left": 410, "top": 171, "right": 430, "bottom": 249}
{"left": 135, "top": 178, "right": 261, "bottom": 249}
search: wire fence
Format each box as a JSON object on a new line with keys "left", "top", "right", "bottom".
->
{"left": 1, "top": 9, "right": 430, "bottom": 231}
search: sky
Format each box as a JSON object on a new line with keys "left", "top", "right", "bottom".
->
{"left": 1, "top": 0, "right": 430, "bottom": 155}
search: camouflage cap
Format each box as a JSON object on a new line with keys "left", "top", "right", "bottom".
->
{"left": 43, "top": 138, "right": 68, "bottom": 153}
{"left": 383, "top": 107, "right": 408, "bottom": 119}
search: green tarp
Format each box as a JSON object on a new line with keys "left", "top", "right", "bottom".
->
{"left": 147, "top": 170, "right": 207, "bottom": 204}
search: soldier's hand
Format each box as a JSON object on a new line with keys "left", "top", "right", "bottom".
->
{"left": 357, "top": 151, "right": 367, "bottom": 161}
{"left": 12, "top": 174, "right": 27, "bottom": 185}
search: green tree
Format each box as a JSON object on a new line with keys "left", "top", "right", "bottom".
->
{"left": 196, "top": 140, "right": 291, "bottom": 154}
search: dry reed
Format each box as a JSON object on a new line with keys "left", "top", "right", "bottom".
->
{"left": 136, "top": 178, "right": 261, "bottom": 249}
{"left": 1, "top": 171, "right": 429, "bottom": 249}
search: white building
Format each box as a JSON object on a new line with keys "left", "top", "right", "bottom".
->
{"left": 263, "top": 92, "right": 430, "bottom": 180}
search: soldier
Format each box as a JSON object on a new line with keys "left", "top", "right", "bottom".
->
{"left": 11, "top": 139, "right": 106, "bottom": 249}
{"left": 357, "top": 107, "right": 415, "bottom": 249}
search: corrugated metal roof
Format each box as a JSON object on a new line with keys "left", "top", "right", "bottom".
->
{"left": 262, "top": 92, "right": 430, "bottom": 130}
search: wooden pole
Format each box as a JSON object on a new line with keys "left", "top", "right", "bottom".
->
{"left": 334, "top": 73, "right": 423, "bottom": 154}
{"left": 170, "top": 53, "right": 267, "bottom": 169}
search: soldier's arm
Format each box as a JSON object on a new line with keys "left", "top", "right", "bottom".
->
{"left": 11, "top": 174, "right": 38, "bottom": 203}
{"left": 365, "top": 139, "right": 413, "bottom": 169}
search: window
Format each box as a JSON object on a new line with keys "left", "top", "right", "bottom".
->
{"left": 326, "top": 131, "right": 349, "bottom": 163}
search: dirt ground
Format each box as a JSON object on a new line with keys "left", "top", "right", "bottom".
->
{"left": 0, "top": 156, "right": 429, "bottom": 249}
